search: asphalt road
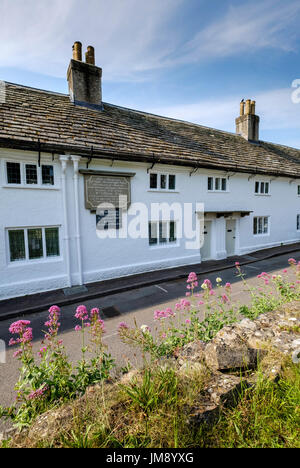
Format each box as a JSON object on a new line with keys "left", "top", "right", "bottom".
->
{"left": 0, "top": 251, "right": 299, "bottom": 432}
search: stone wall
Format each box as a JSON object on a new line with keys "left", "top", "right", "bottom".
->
{"left": 176, "top": 301, "right": 300, "bottom": 424}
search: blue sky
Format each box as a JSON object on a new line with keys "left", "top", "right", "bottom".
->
{"left": 1, "top": 0, "right": 300, "bottom": 148}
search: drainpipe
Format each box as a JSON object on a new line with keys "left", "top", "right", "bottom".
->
{"left": 71, "top": 155, "right": 83, "bottom": 286}
{"left": 59, "top": 155, "right": 72, "bottom": 287}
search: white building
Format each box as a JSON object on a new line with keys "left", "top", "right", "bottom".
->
{"left": 0, "top": 43, "right": 299, "bottom": 300}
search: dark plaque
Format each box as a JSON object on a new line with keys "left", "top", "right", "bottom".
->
{"left": 81, "top": 171, "right": 134, "bottom": 212}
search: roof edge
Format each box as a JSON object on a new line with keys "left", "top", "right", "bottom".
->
{"left": 0, "top": 137, "right": 299, "bottom": 180}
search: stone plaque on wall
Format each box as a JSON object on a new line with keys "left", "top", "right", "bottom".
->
{"left": 80, "top": 170, "right": 135, "bottom": 212}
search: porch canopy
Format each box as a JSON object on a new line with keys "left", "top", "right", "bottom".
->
{"left": 196, "top": 210, "right": 253, "bottom": 218}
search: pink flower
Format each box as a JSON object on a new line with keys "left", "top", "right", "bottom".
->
{"left": 165, "top": 308, "right": 174, "bottom": 316}
{"left": 118, "top": 322, "right": 129, "bottom": 330}
{"left": 22, "top": 328, "right": 33, "bottom": 344}
{"left": 28, "top": 385, "right": 48, "bottom": 401}
{"left": 235, "top": 262, "right": 240, "bottom": 267}
{"left": 198, "top": 301, "right": 204, "bottom": 306}
{"left": 175, "top": 299, "right": 191, "bottom": 312}
{"left": 185, "top": 319, "right": 191, "bottom": 325}
{"left": 288, "top": 258, "right": 297, "bottom": 265}
{"left": 225, "top": 283, "right": 232, "bottom": 289}
{"left": 13, "top": 350, "right": 22, "bottom": 358}
{"left": 75, "top": 325, "right": 82, "bottom": 332}
{"left": 222, "top": 294, "right": 229, "bottom": 304}
{"left": 283, "top": 269, "right": 288, "bottom": 274}
{"left": 9, "top": 320, "right": 31, "bottom": 335}
{"left": 154, "top": 309, "right": 174, "bottom": 320}
{"left": 75, "top": 305, "right": 89, "bottom": 321}
{"left": 209, "top": 290, "right": 215, "bottom": 296}
{"left": 203, "top": 279, "right": 213, "bottom": 290}
{"left": 38, "top": 346, "right": 48, "bottom": 358}
{"left": 48, "top": 305, "right": 61, "bottom": 316}
{"left": 90, "top": 308, "right": 100, "bottom": 319}
{"left": 187, "top": 272, "right": 198, "bottom": 283}
{"left": 186, "top": 292, "right": 191, "bottom": 297}
{"left": 9, "top": 320, "right": 33, "bottom": 346}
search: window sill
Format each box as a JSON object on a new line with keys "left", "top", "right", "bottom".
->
{"left": 207, "top": 190, "right": 229, "bottom": 194}
{"left": 149, "top": 242, "right": 179, "bottom": 250}
{"left": 2, "top": 184, "right": 59, "bottom": 191}
{"left": 8, "top": 257, "right": 62, "bottom": 267}
{"left": 148, "top": 190, "right": 179, "bottom": 194}
{"left": 254, "top": 194, "right": 271, "bottom": 197}
{"left": 253, "top": 234, "right": 270, "bottom": 237}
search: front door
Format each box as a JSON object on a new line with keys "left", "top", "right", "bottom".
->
{"left": 200, "top": 221, "right": 212, "bottom": 260}
{"left": 226, "top": 219, "right": 236, "bottom": 257}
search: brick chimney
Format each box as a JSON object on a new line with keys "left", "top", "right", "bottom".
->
{"left": 67, "top": 42, "right": 102, "bottom": 110}
{"left": 236, "top": 99, "right": 259, "bottom": 141}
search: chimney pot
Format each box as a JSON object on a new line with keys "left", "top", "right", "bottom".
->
{"left": 240, "top": 101, "right": 245, "bottom": 116}
{"left": 85, "top": 46, "right": 95, "bottom": 65}
{"left": 251, "top": 100, "right": 256, "bottom": 115}
{"left": 72, "top": 41, "right": 82, "bottom": 61}
{"left": 245, "top": 99, "right": 251, "bottom": 115}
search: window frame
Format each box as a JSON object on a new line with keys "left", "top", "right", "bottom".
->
{"left": 255, "top": 180, "right": 270, "bottom": 196}
{"left": 148, "top": 220, "right": 178, "bottom": 247}
{"left": 297, "top": 214, "right": 300, "bottom": 232}
{"left": 297, "top": 185, "right": 300, "bottom": 196}
{"left": 253, "top": 216, "right": 270, "bottom": 236}
{"left": 3, "top": 160, "right": 56, "bottom": 189}
{"left": 148, "top": 172, "right": 177, "bottom": 192}
{"left": 6, "top": 161, "right": 22, "bottom": 185}
{"left": 207, "top": 176, "right": 228, "bottom": 193}
{"left": 6, "top": 226, "right": 61, "bottom": 264}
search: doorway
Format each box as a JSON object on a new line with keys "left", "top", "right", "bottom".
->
{"left": 200, "top": 221, "right": 212, "bottom": 261}
{"left": 226, "top": 219, "right": 236, "bottom": 257}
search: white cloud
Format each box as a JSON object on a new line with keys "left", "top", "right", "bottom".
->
{"left": 0, "top": 0, "right": 183, "bottom": 79}
{"left": 172, "top": 0, "right": 300, "bottom": 65}
{"left": 147, "top": 87, "right": 300, "bottom": 147}
{"left": 0, "top": 0, "right": 299, "bottom": 81}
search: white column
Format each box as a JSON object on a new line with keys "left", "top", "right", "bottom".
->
{"left": 59, "top": 155, "right": 72, "bottom": 287}
{"left": 71, "top": 155, "right": 83, "bottom": 286}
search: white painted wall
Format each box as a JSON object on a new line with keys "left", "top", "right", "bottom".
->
{"left": 0, "top": 148, "right": 299, "bottom": 300}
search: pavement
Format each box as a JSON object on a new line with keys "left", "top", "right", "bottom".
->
{"left": 0, "top": 242, "right": 299, "bottom": 322}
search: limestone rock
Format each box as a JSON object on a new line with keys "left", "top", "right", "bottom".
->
{"left": 28, "top": 405, "right": 73, "bottom": 441}
{"left": 119, "top": 369, "right": 140, "bottom": 386}
{"left": 177, "top": 340, "right": 206, "bottom": 366}
{"left": 189, "top": 373, "right": 249, "bottom": 426}
{"left": 205, "top": 328, "right": 260, "bottom": 371}
{"left": 178, "top": 361, "right": 207, "bottom": 377}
